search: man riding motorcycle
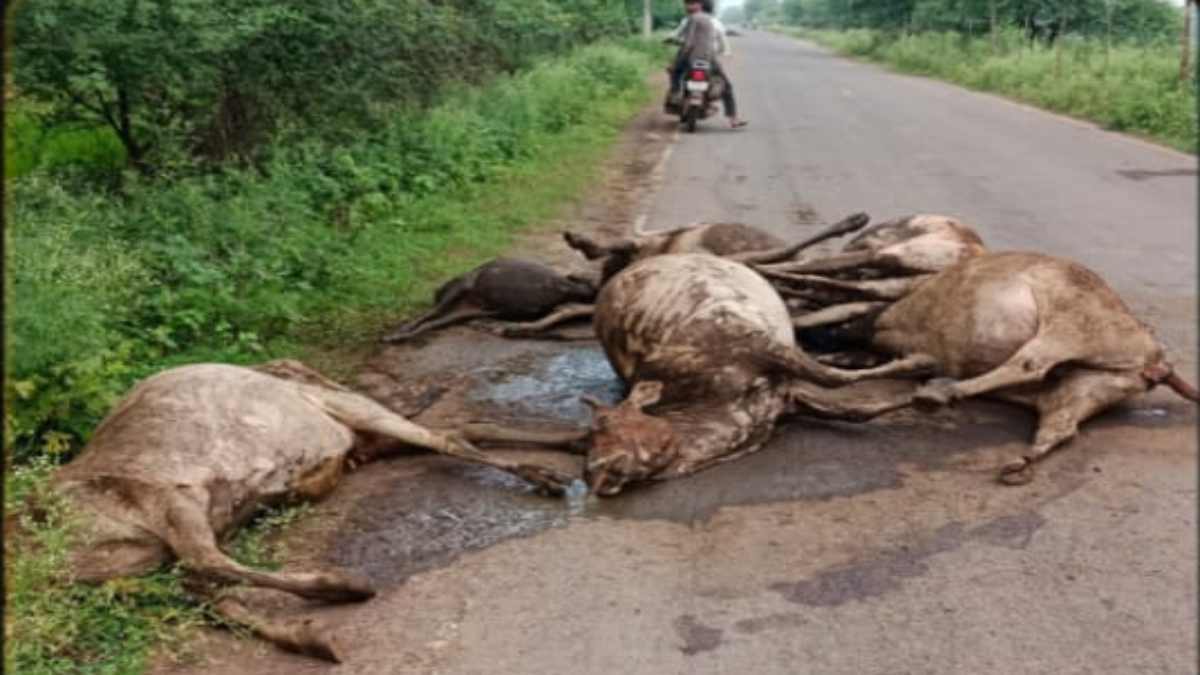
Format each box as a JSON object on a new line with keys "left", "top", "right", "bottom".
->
{"left": 665, "top": 0, "right": 746, "bottom": 129}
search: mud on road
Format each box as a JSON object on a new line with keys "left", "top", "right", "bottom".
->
{"left": 156, "top": 75, "right": 1196, "bottom": 674}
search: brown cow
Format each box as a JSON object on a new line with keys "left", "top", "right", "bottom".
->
{"left": 380, "top": 258, "right": 597, "bottom": 343}
{"left": 468, "top": 254, "right": 936, "bottom": 496}
{"left": 50, "top": 360, "right": 573, "bottom": 661}
{"left": 799, "top": 252, "right": 1199, "bottom": 484}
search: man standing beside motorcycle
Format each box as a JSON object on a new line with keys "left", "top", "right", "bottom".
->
{"left": 666, "top": 0, "right": 747, "bottom": 129}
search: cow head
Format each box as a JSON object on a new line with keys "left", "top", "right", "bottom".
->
{"left": 582, "top": 381, "right": 678, "bottom": 496}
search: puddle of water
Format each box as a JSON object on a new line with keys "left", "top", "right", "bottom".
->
{"left": 467, "top": 347, "right": 625, "bottom": 424}
{"left": 327, "top": 460, "right": 572, "bottom": 586}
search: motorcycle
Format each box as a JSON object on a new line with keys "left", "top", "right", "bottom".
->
{"left": 665, "top": 59, "right": 725, "bottom": 133}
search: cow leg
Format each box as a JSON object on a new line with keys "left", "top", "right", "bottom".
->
{"left": 316, "top": 389, "right": 577, "bottom": 493}
{"left": 998, "top": 369, "right": 1146, "bottom": 485}
{"left": 792, "top": 302, "right": 889, "bottom": 330}
{"left": 783, "top": 379, "right": 918, "bottom": 422}
{"left": 759, "top": 250, "right": 877, "bottom": 276}
{"left": 564, "top": 231, "right": 625, "bottom": 260}
{"left": 498, "top": 303, "right": 595, "bottom": 338}
{"left": 461, "top": 422, "right": 589, "bottom": 453}
{"left": 211, "top": 593, "right": 344, "bottom": 662}
{"left": 163, "top": 493, "right": 375, "bottom": 602}
{"left": 759, "top": 337, "right": 936, "bottom": 386}
{"left": 381, "top": 283, "right": 468, "bottom": 342}
{"left": 764, "top": 272, "right": 928, "bottom": 301}
{"left": 730, "top": 212, "right": 870, "bottom": 265}
{"left": 914, "top": 337, "right": 1067, "bottom": 407}
{"left": 814, "top": 351, "right": 889, "bottom": 369}
{"left": 382, "top": 307, "right": 499, "bottom": 343}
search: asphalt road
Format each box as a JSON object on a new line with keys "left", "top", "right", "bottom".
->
{"left": 168, "top": 32, "right": 1197, "bottom": 675}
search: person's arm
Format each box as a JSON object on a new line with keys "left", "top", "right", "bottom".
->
{"left": 714, "top": 19, "right": 732, "bottom": 57}
{"left": 667, "top": 17, "right": 688, "bottom": 43}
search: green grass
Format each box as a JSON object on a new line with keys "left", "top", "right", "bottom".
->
{"left": 5, "top": 108, "right": 126, "bottom": 178}
{"left": 4, "top": 38, "right": 663, "bottom": 674}
{"left": 4, "top": 460, "right": 316, "bottom": 674}
{"left": 774, "top": 26, "right": 1197, "bottom": 153}
{"left": 4, "top": 460, "right": 208, "bottom": 674}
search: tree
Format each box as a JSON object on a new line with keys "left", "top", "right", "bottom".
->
{"left": 11, "top": 0, "right": 634, "bottom": 173}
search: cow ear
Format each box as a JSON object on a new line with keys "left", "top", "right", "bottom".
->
{"left": 627, "top": 381, "right": 663, "bottom": 410}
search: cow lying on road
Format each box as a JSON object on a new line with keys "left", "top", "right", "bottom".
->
{"left": 380, "top": 258, "right": 597, "bottom": 343}
{"left": 384, "top": 216, "right": 871, "bottom": 343}
{"left": 468, "top": 254, "right": 935, "bottom": 495}
{"left": 50, "top": 360, "right": 572, "bottom": 661}
{"left": 792, "top": 251, "right": 1199, "bottom": 484}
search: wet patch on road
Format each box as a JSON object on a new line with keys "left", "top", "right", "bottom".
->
{"left": 673, "top": 614, "right": 725, "bottom": 656}
{"left": 324, "top": 456, "right": 574, "bottom": 586}
{"left": 733, "top": 612, "right": 810, "bottom": 635}
{"left": 467, "top": 347, "right": 623, "bottom": 423}
{"left": 793, "top": 203, "right": 820, "bottom": 225}
{"left": 588, "top": 403, "right": 1044, "bottom": 523}
{"left": 769, "top": 510, "right": 1047, "bottom": 607}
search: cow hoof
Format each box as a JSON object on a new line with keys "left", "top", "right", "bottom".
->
{"left": 306, "top": 571, "right": 376, "bottom": 603}
{"left": 998, "top": 458, "right": 1035, "bottom": 486}
{"left": 914, "top": 378, "right": 957, "bottom": 409}
{"left": 292, "top": 619, "right": 345, "bottom": 663}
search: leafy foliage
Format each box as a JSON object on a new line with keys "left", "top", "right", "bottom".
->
{"left": 781, "top": 0, "right": 1182, "bottom": 42}
{"left": 5, "top": 40, "right": 661, "bottom": 464}
{"left": 10, "top": 0, "right": 637, "bottom": 170}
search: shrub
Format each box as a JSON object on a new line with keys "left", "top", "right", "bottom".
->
{"left": 4, "top": 41, "right": 660, "bottom": 466}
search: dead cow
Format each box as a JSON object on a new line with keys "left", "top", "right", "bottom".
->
{"left": 565, "top": 213, "right": 871, "bottom": 284}
{"left": 381, "top": 258, "right": 597, "bottom": 342}
{"left": 50, "top": 360, "right": 573, "bottom": 661}
{"left": 802, "top": 251, "right": 1199, "bottom": 484}
{"left": 469, "top": 254, "right": 936, "bottom": 496}
{"left": 466, "top": 215, "right": 873, "bottom": 340}
{"left": 759, "top": 214, "right": 987, "bottom": 324}
{"left": 761, "top": 213, "right": 985, "bottom": 279}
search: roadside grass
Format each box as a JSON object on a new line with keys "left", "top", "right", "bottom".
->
{"left": 774, "top": 26, "right": 1197, "bottom": 153}
{"left": 4, "top": 39, "right": 662, "bottom": 674}
{"left": 4, "top": 460, "right": 314, "bottom": 674}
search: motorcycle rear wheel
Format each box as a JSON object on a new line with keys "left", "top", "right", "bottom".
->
{"left": 683, "top": 108, "right": 698, "bottom": 133}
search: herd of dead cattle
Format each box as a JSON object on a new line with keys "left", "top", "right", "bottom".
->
{"left": 45, "top": 213, "right": 1196, "bottom": 660}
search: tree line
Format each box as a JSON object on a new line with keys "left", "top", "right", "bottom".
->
{"left": 10, "top": 0, "right": 679, "bottom": 175}
{"left": 733, "top": 0, "right": 1186, "bottom": 44}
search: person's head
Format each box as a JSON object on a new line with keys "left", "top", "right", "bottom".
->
{"left": 685, "top": 0, "right": 704, "bottom": 15}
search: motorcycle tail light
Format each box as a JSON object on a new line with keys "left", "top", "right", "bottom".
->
{"left": 690, "top": 70, "right": 707, "bottom": 81}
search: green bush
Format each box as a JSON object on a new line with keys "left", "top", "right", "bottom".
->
{"left": 5, "top": 110, "right": 125, "bottom": 179}
{"left": 9, "top": 0, "right": 634, "bottom": 170}
{"left": 5, "top": 40, "right": 660, "bottom": 464}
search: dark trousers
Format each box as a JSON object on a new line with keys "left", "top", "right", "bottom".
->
{"left": 671, "top": 58, "right": 737, "bottom": 118}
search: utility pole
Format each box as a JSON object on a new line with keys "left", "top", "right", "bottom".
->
{"left": 644, "top": 0, "right": 653, "bottom": 37}
{"left": 990, "top": 0, "right": 998, "bottom": 53}
{"left": 1181, "top": 0, "right": 1195, "bottom": 85}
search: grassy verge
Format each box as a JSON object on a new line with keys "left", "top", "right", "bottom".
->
{"left": 773, "top": 26, "right": 1197, "bottom": 153}
{"left": 5, "top": 39, "right": 663, "bottom": 674}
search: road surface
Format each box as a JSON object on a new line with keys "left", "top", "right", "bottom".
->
{"left": 166, "top": 31, "right": 1197, "bottom": 675}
